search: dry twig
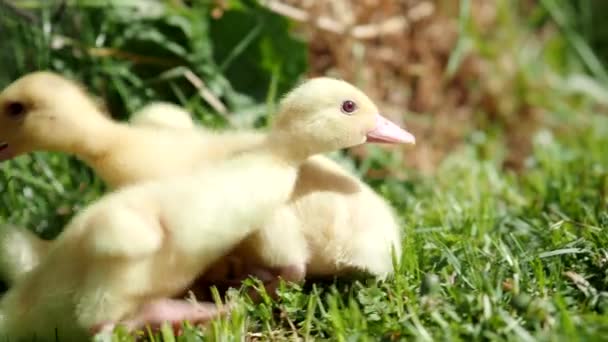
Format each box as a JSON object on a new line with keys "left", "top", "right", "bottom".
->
{"left": 260, "top": 0, "right": 408, "bottom": 39}
{"left": 183, "top": 69, "right": 229, "bottom": 116}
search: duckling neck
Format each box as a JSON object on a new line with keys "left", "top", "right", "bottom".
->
{"left": 260, "top": 135, "right": 313, "bottom": 167}
{"left": 61, "top": 118, "right": 124, "bottom": 165}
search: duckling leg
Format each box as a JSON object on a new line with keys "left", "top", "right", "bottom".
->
{"left": 92, "top": 299, "right": 232, "bottom": 336}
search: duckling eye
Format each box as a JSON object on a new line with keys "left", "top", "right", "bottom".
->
{"left": 4, "top": 101, "right": 26, "bottom": 120}
{"left": 341, "top": 100, "right": 357, "bottom": 114}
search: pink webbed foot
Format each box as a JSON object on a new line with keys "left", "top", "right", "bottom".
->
{"left": 90, "top": 299, "right": 233, "bottom": 337}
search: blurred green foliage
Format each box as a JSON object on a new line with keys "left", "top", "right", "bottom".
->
{"left": 0, "top": 0, "right": 307, "bottom": 125}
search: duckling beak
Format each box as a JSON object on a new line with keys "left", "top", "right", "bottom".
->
{"left": 366, "top": 114, "right": 416, "bottom": 145}
{"left": 0, "top": 142, "right": 13, "bottom": 162}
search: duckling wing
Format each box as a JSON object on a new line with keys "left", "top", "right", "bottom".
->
{"left": 80, "top": 204, "right": 163, "bottom": 259}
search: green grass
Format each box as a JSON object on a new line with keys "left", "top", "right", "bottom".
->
{"left": 1, "top": 0, "right": 608, "bottom": 340}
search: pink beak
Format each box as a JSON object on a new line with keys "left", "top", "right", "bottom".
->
{"left": 366, "top": 114, "right": 416, "bottom": 144}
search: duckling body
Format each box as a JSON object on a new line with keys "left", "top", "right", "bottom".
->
{"left": 129, "top": 102, "right": 195, "bottom": 129}
{"left": 0, "top": 77, "right": 414, "bottom": 340}
{"left": 0, "top": 153, "right": 298, "bottom": 340}
{"left": 80, "top": 126, "right": 263, "bottom": 188}
{"left": 0, "top": 72, "right": 265, "bottom": 188}
{"left": 0, "top": 72, "right": 412, "bottom": 288}
{"left": 1, "top": 154, "right": 299, "bottom": 340}
{"left": 210, "top": 154, "right": 402, "bottom": 281}
{"left": 281, "top": 156, "right": 402, "bottom": 277}
{"left": 0, "top": 103, "right": 198, "bottom": 287}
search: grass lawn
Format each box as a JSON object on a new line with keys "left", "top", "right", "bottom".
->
{"left": 1, "top": 0, "right": 608, "bottom": 341}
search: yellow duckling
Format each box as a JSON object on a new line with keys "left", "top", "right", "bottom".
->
{"left": 0, "top": 77, "right": 414, "bottom": 340}
{"left": 128, "top": 101, "right": 196, "bottom": 130}
{"left": 0, "top": 71, "right": 265, "bottom": 187}
{"left": 0, "top": 101, "right": 196, "bottom": 286}
{"left": 0, "top": 72, "right": 414, "bottom": 293}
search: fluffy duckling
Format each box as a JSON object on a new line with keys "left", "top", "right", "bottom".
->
{"left": 129, "top": 102, "right": 196, "bottom": 130}
{"left": 0, "top": 78, "right": 414, "bottom": 340}
{"left": 0, "top": 72, "right": 413, "bottom": 292}
{"left": 0, "top": 71, "right": 265, "bottom": 187}
{"left": 0, "top": 102, "right": 196, "bottom": 287}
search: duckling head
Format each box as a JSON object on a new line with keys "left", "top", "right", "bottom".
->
{"left": 0, "top": 71, "right": 111, "bottom": 161}
{"left": 270, "top": 77, "right": 415, "bottom": 161}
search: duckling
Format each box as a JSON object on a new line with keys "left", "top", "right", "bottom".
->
{"left": 129, "top": 102, "right": 196, "bottom": 130}
{"left": 0, "top": 71, "right": 266, "bottom": 187}
{"left": 0, "top": 102, "right": 197, "bottom": 287}
{"left": 0, "top": 78, "right": 414, "bottom": 340}
{"left": 0, "top": 72, "right": 412, "bottom": 290}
